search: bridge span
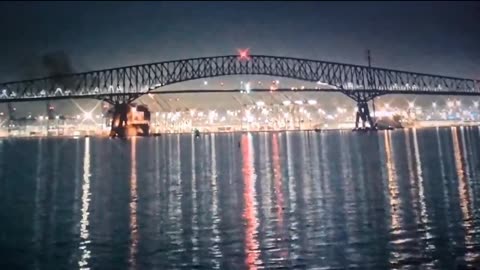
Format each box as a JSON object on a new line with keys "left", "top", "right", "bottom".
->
{"left": 1, "top": 54, "right": 479, "bottom": 136}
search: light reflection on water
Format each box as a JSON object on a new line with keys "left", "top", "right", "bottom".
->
{"left": 241, "top": 133, "right": 260, "bottom": 270}
{"left": 129, "top": 137, "right": 138, "bottom": 270}
{"left": 0, "top": 128, "right": 480, "bottom": 269}
{"left": 79, "top": 137, "right": 91, "bottom": 269}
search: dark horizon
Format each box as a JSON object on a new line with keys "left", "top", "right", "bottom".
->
{"left": 0, "top": 1, "right": 479, "bottom": 82}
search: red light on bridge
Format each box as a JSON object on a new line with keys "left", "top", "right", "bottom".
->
{"left": 237, "top": 48, "right": 251, "bottom": 61}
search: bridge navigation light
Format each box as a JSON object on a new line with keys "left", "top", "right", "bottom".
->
{"left": 203, "top": 80, "right": 208, "bottom": 86}
{"left": 237, "top": 48, "right": 250, "bottom": 61}
{"left": 474, "top": 101, "right": 479, "bottom": 108}
{"left": 432, "top": 102, "right": 437, "bottom": 108}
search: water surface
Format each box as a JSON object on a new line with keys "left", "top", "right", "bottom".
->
{"left": 1, "top": 128, "right": 480, "bottom": 269}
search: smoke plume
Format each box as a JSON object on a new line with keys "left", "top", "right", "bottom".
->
{"left": 41, "top": 50, "right": 77, "bottom": 90}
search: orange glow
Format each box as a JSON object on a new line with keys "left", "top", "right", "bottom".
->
{"left": 111, "top": 105, "right": 149, "bottom": 137}
{"left": 241, "top": 134, "right": 260, "bottom": 270}
{"left": 384, "top": 131, "right": 402, "bottom": 266}
{"left": 384, "top": 131, "right": 401, "bottom": 232}
{"left": 129, "top": 137, "right": 138, "bottom": 269}
{"left": 451, "top": 128, "right": 475, "bottom": 259}
{"left": 452, "top": 128, "right": 472, "bottom": 222}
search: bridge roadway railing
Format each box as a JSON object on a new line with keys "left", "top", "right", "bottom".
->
{"left": 0, "top": 55, "right": 479, "bottom": 103}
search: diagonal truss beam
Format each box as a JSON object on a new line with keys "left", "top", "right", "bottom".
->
{"left": 0, "top": 55, "right": 478, "bottom": 103}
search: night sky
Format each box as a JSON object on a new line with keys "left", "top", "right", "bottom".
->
{"left": 0, "top": 1, "right": 479, "bottom": 113}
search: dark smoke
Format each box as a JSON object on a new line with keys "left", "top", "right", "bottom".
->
{"left": 41, "top": 51, "right": 77, "bottom": 90}
{"left": 16, "top": 50, "right": 76, "bottom": 80}
{"left": 42, "top": 51, "right": 75, "bottom": 77}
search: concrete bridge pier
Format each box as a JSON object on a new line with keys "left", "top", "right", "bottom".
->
{"left": 345, "top": 90, "right": 379, "bottom": 130}
{"left": 355, "top": 101, "right": 375, "bottom": 129}
{"left": 109, "top": 102, "right": 130, "bottom": 138}
{"left": 104, "top": 93, "right": 149, "bottom": 138}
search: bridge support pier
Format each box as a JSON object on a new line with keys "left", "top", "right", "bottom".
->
{"left": 100, "top": 94, "right": 144, "bottom": 138}
{"left": 109, "top": 102, "right": 130, "bottom": 138}
{"left": 343, "top": 90, "right": 380, "bottom": 131}
{"left": 355, "top": 101, "right": 375, "bottom": 129}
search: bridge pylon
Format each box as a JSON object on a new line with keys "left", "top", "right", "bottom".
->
{"left": 102, "top": 94, "right": 143, "bottom": 138}
{"left": 109, "top": 102, "right": 130, "bottom": 138}
{"left": 343, "top": 90, "right": 379, "bottom": 130}
{"left": 355, "top": 101, "right": 375, "bottom": 129}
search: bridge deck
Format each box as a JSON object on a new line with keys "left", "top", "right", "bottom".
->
{"left": 0, "top": 55, "right": 478, "bottom": 103}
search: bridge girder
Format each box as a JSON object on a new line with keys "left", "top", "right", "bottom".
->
{"left": 98, "top": 94, "right": 142, "bottom": 105}
{"left": 0, "top": 55, "right": 479, "bottom": 103}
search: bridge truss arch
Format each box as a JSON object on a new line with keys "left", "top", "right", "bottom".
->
{"left": 0, "top": 55, "right": 479, "bottom": 104}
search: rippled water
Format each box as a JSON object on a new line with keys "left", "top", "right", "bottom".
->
{"left": 1, "top": 128, "right": 480, "bottom": 269}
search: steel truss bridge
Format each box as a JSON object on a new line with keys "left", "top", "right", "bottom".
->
{"left": 1, "top": 55, "right": 479, "bottom": 134}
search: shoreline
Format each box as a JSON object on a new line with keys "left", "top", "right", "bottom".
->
{"left": 1, "top": 124, "right": 479, "bottom": 139}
